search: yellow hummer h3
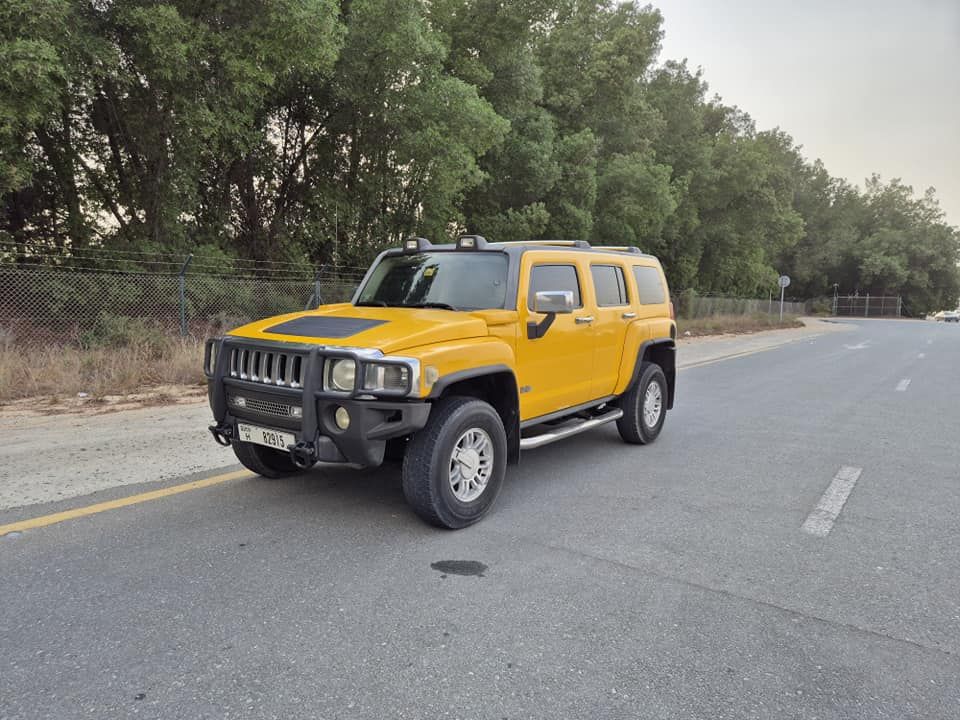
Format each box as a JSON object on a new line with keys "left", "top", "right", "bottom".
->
{"left": 205, "top": 236, "right": 676, "bottom": 528}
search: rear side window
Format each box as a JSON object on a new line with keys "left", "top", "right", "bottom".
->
{"left": 633, "top": 265, "right": 666, "bottom": 304}
{"left": 591, "top": 265, "right": 628, "bottom": 306}
{"left": 528, "top": 264, "right": 582, "bottom": 309}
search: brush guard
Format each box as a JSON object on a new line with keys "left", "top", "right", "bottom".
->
{"left": 208, "top": 424, "right": 233, "bottom": 446}
{"left": 288, "top": 441, "right": 317, "bottom": 469}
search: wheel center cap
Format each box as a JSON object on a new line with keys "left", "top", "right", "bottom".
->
{"left": 458, "top": 448, "right": 480, "bottom": 476}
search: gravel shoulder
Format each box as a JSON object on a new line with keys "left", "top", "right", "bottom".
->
{"left": 0, "top": 318, "right": 849, "bottom": 511}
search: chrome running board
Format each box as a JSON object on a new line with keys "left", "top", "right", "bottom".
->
{"left": 519, "top": 408, "right": 623, "bottom": 450}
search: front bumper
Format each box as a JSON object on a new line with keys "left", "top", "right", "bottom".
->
{"left": 205, "top": 337, "right": 430, "bottom": 467}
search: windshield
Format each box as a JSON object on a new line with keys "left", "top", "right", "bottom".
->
{"left": 355, "top": 252, "right": 509, "bottom": 311}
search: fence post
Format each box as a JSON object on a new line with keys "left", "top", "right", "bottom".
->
{"left": 179, "top": 254, "right": 193, "bottom": 337}
{"left": 897, "top": 296, "right": 902, "bottom": 317}
{"left": 312, "top": 264, "right": 327, "bottom": 309}
{"left": 864, "top": 293, "right": 869, "bottom": 318}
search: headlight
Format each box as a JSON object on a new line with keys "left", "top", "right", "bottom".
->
{"left": 363, "top": 362, "right": 411, "bottom": 393}
{"left": 325, "top": 358, "right": 356, "bottom": 392}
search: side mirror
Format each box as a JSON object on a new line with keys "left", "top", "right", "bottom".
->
{"left": 533, "top": 290, "right": 575, "bottom": 314}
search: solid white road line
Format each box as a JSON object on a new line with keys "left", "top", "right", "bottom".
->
{"left": 801, "top": 466, "right": 863, "bottom": 537}
{"left": 896, "top": 378, "right": 912, "bottom": 392}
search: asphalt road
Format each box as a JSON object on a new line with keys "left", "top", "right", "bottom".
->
{"left": 2, "top": 319, "right": 958, "bottom": 719}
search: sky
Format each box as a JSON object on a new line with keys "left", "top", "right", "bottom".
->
{"left": 652, "top": 0, "right": 960, "bottom": 227}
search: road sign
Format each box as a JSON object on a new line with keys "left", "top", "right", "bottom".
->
{"left": 778, "top": 275, "right": 790, "bottom": 320}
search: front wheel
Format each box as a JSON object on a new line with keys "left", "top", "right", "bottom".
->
{"left": 232, "top": 440, "right": 303, "bottom": 478}
{"left": 616, "top": 362, "right": 667, "bottom": 445}
{"left": 402, "top": 396, "right": 507, "bottom": 529}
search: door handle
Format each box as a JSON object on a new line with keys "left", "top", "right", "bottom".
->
{"left": 621, "top": 312, "right": 637, "bottom": 320}
{"left": 575, "top": 316, "right": 594, "bottom": 325}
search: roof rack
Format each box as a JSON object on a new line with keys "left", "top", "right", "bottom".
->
{"left": 599, "top": 246, "right": 643, "bottom": 254}
{"left": 497, "top": 240, "right": 592, "bottom": 249}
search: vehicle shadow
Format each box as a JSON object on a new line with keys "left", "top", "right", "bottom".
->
{"left": 241, "top": 424, "right": 633, "bottom": 531}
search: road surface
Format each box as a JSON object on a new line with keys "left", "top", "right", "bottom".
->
{"left": 1, "top": 319, "right": 958, "bottom": 719}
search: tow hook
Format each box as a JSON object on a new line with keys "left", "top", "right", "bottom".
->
{"left": 209, "top": 424, "right": 233, "bottom": 446}
{"left": 289, "top": 441, "right": 317, "bottom": 469}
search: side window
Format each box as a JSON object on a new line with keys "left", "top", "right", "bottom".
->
{"left": 591, "top": 265, "right": 628, "bottom": 306}
{"left": 528, "top": 264, "right": 582, "bottom": 309}
{"left": 633, "top": 265, "right": 666, "bottom": 305}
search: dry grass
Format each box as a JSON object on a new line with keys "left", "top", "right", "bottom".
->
{"left": 677, "top": 313, "right": 804, "bottom": 337}
{"left": 0, "top": 314, "right": 805, "bottom": 403}
{"left": 0, "top": 337, "right": 205, "bottom": 402}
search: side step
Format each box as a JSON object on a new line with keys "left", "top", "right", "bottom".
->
{"left": 518, "top": 408, "right": 623, "bottom": 450}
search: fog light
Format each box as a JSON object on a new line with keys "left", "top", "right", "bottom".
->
{"left": 291, "top": 406, "right": 303, "bottom": 419}
{"left": 228, "top": 395, "right": 247, "bottom": 408}
{"left": 334, "top": 406, "right": 350, "bottom": 430}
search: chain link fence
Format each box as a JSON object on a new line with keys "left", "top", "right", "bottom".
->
{"left": 832, "top": 294, "right": 902, "bottom": 318}
{"left": 674, "top": 292, "right": 809, "bottom": 319}
{"left": 0, "top": 260, "right": 366, "bottom": 347}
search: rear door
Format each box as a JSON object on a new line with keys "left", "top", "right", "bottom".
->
{"left": 516, "top": 255, "right": 596, "bottom": 421}
{"left": 589, "top": 263, "right": 631, "bottom": 397}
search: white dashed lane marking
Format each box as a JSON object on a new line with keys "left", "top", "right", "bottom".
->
{"left": 918, "top": 353, "right": 926, "bottom": 359}
{"left": 896, "top": 378, "right": 912, "bottom": 392}
{"left": 801, "top": 466, "right": 864, "bottom": 537}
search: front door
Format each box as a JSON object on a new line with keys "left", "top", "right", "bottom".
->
{"left": 516, "top": 256, "right": 596, "bottom": 421}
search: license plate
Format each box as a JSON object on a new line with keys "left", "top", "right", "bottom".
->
{"left": 237, "top": 423, "right": 296, "bottom": 451}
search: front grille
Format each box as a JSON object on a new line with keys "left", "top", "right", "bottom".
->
{"left": 230, "top": 395, "right": 300, "bottom": 419}
{"left": 229, "top": 347, "right": 303, "bottom": 387}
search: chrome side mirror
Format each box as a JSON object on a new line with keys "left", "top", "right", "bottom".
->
{"left": 533, "top": 290, "right": 575, "bottom": 314}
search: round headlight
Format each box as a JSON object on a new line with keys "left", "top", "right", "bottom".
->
{"left": 329, "top": 358, "right": 356, "bottom": 391}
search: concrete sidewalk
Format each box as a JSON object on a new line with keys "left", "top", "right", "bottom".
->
{"left": 0, "top": 318, "right": 849, "bottom": 510}
{"left": 677, "top": 317, "right": 850, "bottom": 368}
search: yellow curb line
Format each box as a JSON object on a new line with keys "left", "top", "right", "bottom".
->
{"left": 0, "top": 469, "right": 252, "bottom": 536}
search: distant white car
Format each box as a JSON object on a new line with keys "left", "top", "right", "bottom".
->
{"left": 943, "top": 310, "right": 960, "bottom": 323}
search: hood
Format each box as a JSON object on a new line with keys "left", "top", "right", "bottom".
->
{"left": 228, "top": 303, "right": 495, "bottom": 354}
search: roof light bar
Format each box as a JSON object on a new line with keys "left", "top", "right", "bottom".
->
{"left": 456, "top": 234, "right": 487, "bottom": 250}
{"left": 403, "top": 237, "right": 432, "bottom": 253}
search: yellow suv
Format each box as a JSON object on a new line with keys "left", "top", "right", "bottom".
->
{"left": 205, "top": 236, "right": 676, "bottom": 528}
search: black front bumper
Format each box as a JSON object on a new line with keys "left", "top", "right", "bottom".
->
{"left": 205, "top": 338, "right": 430, "bottom": 467}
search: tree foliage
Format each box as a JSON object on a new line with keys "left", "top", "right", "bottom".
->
{"left": 2, "top": 0, "right": 957, "bottom": 313}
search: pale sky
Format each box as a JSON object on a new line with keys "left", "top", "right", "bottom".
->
{"left": 653, "top": 0, "right": 960, "bottom": 228}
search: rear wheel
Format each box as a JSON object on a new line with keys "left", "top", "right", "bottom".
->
{"left": 402, "top": 396, "right": 507, "bottom": 529}
{"left": 616, "top": 362, "right": 667, "bottom": 445}
{"left": 232, "top": 440, "right": 303, "bottom": 478}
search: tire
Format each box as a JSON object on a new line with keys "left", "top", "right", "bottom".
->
{"left": 402, "top": 396, "right": 507, "bottom": 529}
{"left": 616, "top": 362, "right": 668, "bottom": 445}
{"left": 232, "top": 440, "right": 302, "bottom": 478}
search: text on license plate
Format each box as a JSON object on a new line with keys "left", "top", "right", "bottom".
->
{"left": 237, "top": 423, "right": 296, "bottom": 451}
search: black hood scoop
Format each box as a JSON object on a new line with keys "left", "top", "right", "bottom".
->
{"left": 264, "top": 316, "right": 387, "bottom": 339}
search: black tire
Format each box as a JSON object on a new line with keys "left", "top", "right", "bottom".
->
{"left": 232, "top": 440, "right": 302, "bottom": 478}
{"left": 402, "top": 396, "right": 507, "bottom": 529}
{"left": 616, "top": 362, "right": 668, "bottom": 445}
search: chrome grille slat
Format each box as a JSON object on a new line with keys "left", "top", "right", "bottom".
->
{"left": 273, "top": 353, "right": 283, "bottom": 386}
{"left": 226, "top": 344, "right": 305, "bottom": 387}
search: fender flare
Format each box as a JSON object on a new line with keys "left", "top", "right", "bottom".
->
{"left": 624, "top": 338, "right": 676, "bottom": 410}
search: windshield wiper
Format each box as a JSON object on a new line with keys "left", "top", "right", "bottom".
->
{"left": 403, "top": 302, "right": 459, "bottom": 311}
{"left": 354, "top": 300, "right": 388, "bottom": 307}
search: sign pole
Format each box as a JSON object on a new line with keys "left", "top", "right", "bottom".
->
{"left": 777, "top": 275, "right": 791, "bottom": 321}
